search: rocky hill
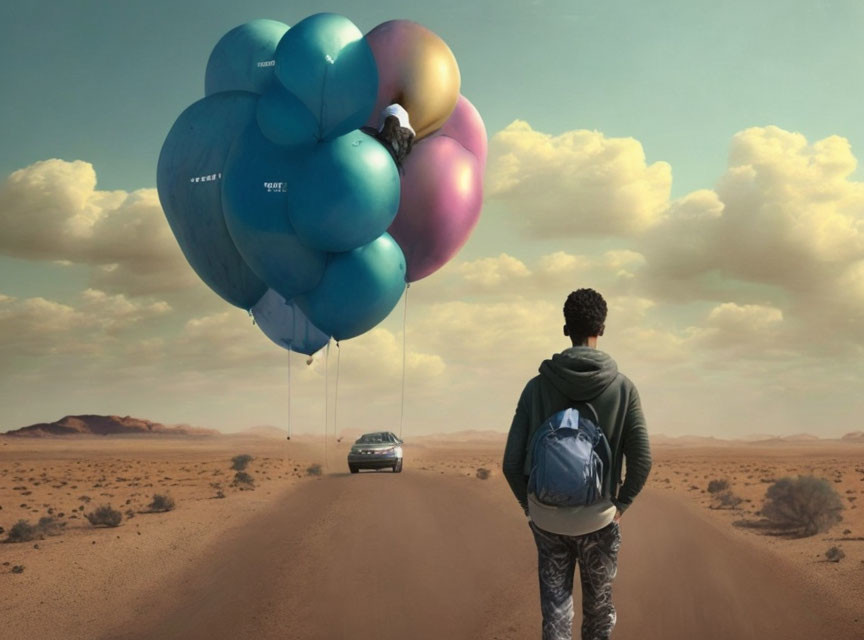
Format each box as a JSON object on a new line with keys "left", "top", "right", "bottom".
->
{"left": 3, "top": 414, "right": 220, "bottom": 437}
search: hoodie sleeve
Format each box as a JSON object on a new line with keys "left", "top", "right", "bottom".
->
{"left": 502, "top": 381, "right": 532, "bottom": 516}
{"left": 612, "top": 385, "right": 652, "bottom": 513}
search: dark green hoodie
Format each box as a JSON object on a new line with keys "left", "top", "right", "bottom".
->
{"left": 502, "top": 345, "right": 652, "bottom": 516}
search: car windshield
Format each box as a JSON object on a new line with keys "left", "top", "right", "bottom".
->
{"left": 356, "top": 433, "right": 390, "bottom": 444}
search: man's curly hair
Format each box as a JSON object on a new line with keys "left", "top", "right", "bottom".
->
{"left": 563, "top": 288, "right": 607, "bottom": 341}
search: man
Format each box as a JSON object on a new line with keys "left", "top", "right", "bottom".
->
{"left": 503, "top": 288, "right": 652, "bottom": 640}
{"left": 360, "top": 102, "right": 415, "bottom": 170}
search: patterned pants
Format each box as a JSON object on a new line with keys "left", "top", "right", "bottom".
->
{"left": 528, "top": 518, "right": 622, "bottom": 640}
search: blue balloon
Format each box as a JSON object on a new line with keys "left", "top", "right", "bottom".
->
{"left": 156, "top": 91, "right": 267, "bottom": 309}
{"left": 222, "top": 123, "right": 328, "bottom": 300}
{"left": 206, "top": 19, "right": 290, "bottom": 96}
{"left": 288, "top": 130, "right": 400, "bottom": 253}
{"left": 274, "top": 13, "right": 378, "bottom": 140}
{"left": 296, "top": 233, "right": 406, "bottom": 341}
{"left": 251, "top": 288, "right": 330, "bottom": 356}
{"left": 256, "top": 81, "right": 319, "bottom": 147}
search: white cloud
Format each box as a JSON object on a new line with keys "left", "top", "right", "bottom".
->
{"left": 632, "top": 125, "right": 864, "bottom": 355}
{"left": 79, "top": 288, "right": 171, "bottom": 331}
{"left": 456, "top": 253, "right": 531, "bottom": 288}
{"left": 410, "top": 299, "right": 563, "bottom": 368}
{"left": 0, "top": 289, "right": 171, "bottom": 365}
{"left": 487, "top": 120, "right": 672, "bottom": 237}
{"left": 414, "top": 250, "right": 648, "bottom": 307}
{"left": 0, "top": 159, "right": 198, "bottom": 296}
{"left": 691, "top": 302, "right": 784, "bottom": 351}
{"left": 640, "top": 127, "right": 864, "bottom": 290}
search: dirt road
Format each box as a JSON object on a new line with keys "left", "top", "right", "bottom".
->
{"left": 103, "top": 465, "right": 861, "bottom": 640}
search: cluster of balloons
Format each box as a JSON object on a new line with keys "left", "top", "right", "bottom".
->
{"left": 157, "top": 13, "right": 486, "bottom": 355}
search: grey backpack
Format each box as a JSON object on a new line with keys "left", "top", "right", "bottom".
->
{"left": 527, "top": 402, "right": 612, "bottom": 507}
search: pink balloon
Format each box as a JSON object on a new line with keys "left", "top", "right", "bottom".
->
{"left": 388, "top": 136, "right": 483, "bottom": 282}
{"left": 436, "top": 95, "right": 487, "bottom": 170}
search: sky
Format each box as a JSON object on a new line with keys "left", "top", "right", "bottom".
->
{"left": 1, "top": 0, "right": 863, "bottom": 438}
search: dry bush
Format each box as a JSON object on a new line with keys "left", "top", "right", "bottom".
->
{"left": 36, "top": 516, "right": 63, "bottom": 536}
{"left": 210, "top": 481, "right": 226, "bottom": 499}
{"left": 825, "top": 546, "right": 845, "bottom": 562}
{"left": 232, "top": 471, "right": 255, "bottom": 489}
{"left": 86, "top": 505, "right": 123, "bottom": 528}
{"left": 762, "top": 475, "right": 844, "bottom": 536}
{"left": 5, "top": 520, "right": 38, "bottom": 543}
{"left": 710, "top": 490, "right": 743, "bottom": 509}
{"left": 476, "top": 468, "right": 491, "bottom": 480}
{"left": 4, "top": 517, "right": 64, "bottom": 543}
{"left": 707, "top": 479, "right": 729, "bottom": 494}
{"left": 146, "top": 494, "right": 175, "bottom": 513}
{"left": 306, "top": 463, "right": 322, "bottom": 476}
{"left": 231, "top": 454, "right": 254, "bottom": 471}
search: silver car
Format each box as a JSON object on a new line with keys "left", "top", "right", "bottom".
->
{"left": 348, "top": 431, "right": 403, "bottom": 473}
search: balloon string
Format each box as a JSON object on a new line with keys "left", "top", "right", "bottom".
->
{"left": 324, "top": 340, "right": 330, "bottom": 470}
{"left": 399, "top": 283, "right": 410, "bottom": 439}
{"left": 287, "top": 347, "right": 292, "bottom": 439}
{"left": 334, "top": 341, "right": 341, "bottom": 447}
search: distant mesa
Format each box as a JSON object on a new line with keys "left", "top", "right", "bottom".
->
{"left": 651, "top": 431, "right": 857, "bottom": 446}
{"left": 780, "top": 432, "right": 821, "bottom": 442}
{"left": 649, "top": 434, "right": 729, "bottom": 447}
{"left": 2, "top": 414, "right": 220, "bottom": 437}
{"left": 234, "top": 425, "right": 290, "bottom": 439}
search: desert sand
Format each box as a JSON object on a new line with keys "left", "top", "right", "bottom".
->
{"left": 1, "top": 433, "right": 862, "bottom": 640}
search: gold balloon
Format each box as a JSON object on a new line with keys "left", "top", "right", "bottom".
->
{"left": 366, "top": 21, "right": 461, "bottom": 140}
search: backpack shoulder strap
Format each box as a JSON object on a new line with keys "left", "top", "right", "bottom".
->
{"left": 572, "top": 399, "right": 600, "bottom": 425}
{"left": 570, "top": 391, "right": 614, "bottom": 499}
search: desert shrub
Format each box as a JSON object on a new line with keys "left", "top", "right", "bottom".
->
{"left": 146, "top": 494, "right": 175, "bottom": 513}
{"left": 4, "top": 517, "right": 64, "bottom": 543}
{"left": 762, "top": 475, "right": 844, "bottom": 536}
{"left": 231, "top": 454, "right": 254, "bottom": 471}
{"left": 476, "top": 468, "right": 491, "bottom": 480}
{"left": 825, "top": 546, "right": 845, "bottom": 562}
{"left": 306, "top": 463, "right": 322, "bottom": 476}
{"left": 232, "top": 471, "right": 255, "bottom": 488}
{"left": 5, "top": 520, "right": 38, "bottom": 543}
{"left": 711, "top": 490, "right": 743, "bottom": 509}
{"left": 707, "top": 479, "right": 729, "bottom": 493}
{"left": 36, "top": 516, "right": 63, "bottom": 536}
{"left": 85, "top": 505, "right": 123, "bottom": 528}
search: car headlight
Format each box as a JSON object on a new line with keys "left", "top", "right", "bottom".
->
{"left": 394, "top": 446, "right": 402, "bottom": 457}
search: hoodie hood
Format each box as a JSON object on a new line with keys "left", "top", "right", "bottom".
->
{"left": 539, "top": 346, "right": 619, "bottom": 401}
